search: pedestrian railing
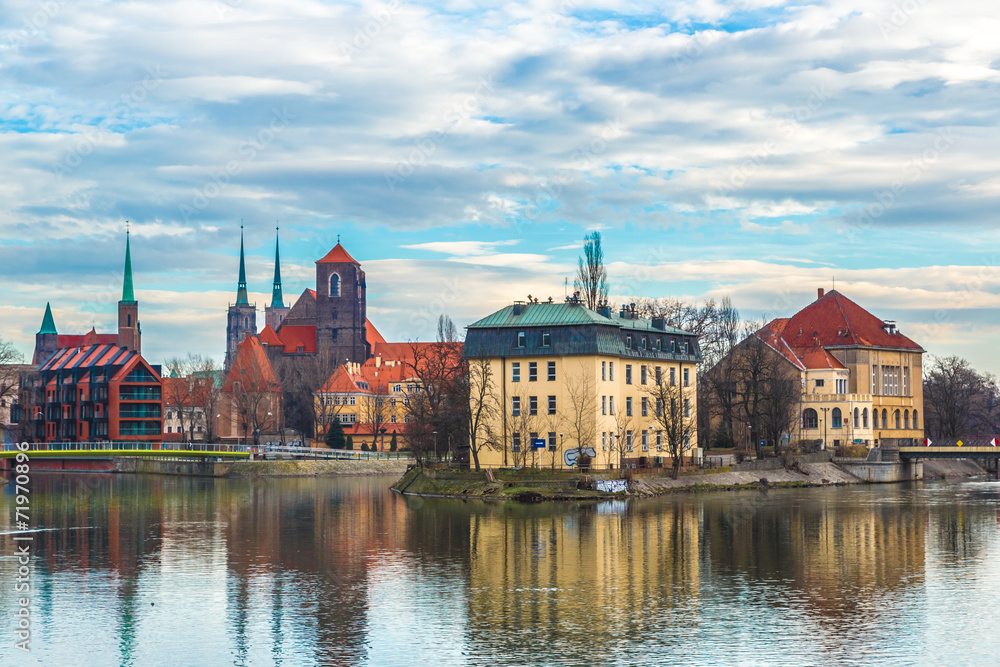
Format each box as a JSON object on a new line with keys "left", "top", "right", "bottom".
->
{"left": 262, "top": 445, "right": 413, "bottom": 461}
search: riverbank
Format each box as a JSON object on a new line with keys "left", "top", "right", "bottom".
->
{"left": 392, "top": 460, "right": 866, "bottom": 501}
{"left": 227, "top": 459, "right": 410, "bottom": 477}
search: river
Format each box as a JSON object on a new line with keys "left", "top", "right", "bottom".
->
{"left": 0, "top": 473, "right": 998, "bottom": 666}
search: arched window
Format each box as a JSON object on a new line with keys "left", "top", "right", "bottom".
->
{"left": 127, "top": 314, "right": 132, "bottom": 327}
{"left": 894, "top": 409, "right": 901, "bottom": 429}
{"left": 904, "top": 410, "right": 910, "bottom": 429}
{"left": 832, "top": 408, "right": 842, "bottom": 428}
{"left": 330, "top": 273, "right": 341, "bottom": 297}
{"left": 882, "top": 409, "right": 888, "bottom": 429}
{"left": 802, "top": 408, "right": 818, "bottom": 430}
{"left": 863, "top": 408, "right": 869, "bottom": 428}
{"left": 913, "top": 410, "right": 919, "bottom": 429}
{"left": 244, "top": 316, "right": 249, "bottom": 329}
{"left": 854, "top": 408, "right": 860, "bottom": 428}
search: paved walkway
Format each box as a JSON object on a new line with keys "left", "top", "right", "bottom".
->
{"left": 634, "top": 462, "right": 862, "bottom": 494}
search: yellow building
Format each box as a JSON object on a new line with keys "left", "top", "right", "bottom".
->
{"left": 743, "top": 288, "right": 924, "bottom": 449}
{"left": 463, "top": 299, "right": 700, "bottom": 469}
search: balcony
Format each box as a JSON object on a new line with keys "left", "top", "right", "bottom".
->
{"left": 119, "top": 387, "right": 161, "bottom": 401}
{"left": 801, "top": 393, "right": 873, "bottom": 404}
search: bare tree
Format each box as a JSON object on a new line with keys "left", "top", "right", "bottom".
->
{"left": 574, "top": 231, "right": 608, "bottom": 310}
{"left": 164, "top": 357, "right": 196, "bottom": 442}
{"left": 360, "top": 377, "right": 390, "bottom": 451}
{"left": 275, "top": 348, "right": 339, "bottom": 443}
{"left": 191, "top": 355, "right": 224, "bottom": 443}
{"left": 644, "top": 379, "right": 696, "bottom": 479}
{"left": 465, "top": 357, "right": 500, "bottom": 470}
{"left": 508, "top": 387, "right": 541, "bottom": 468}
{"left": 610, "top": 401, "right": 633, "bottom": 473}
{"left": 228, "top": 361, "right": 281, "bottom": 446}
{"left": 0, "top": 340, "right": 25, "bottom": 442}
{"left": 561, "top": 363, "right": 598, "bottom": 467}
{"left": 924, "top": 356, "right": 1000, "bottom": 438}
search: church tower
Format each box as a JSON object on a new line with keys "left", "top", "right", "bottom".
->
{"left": 32, "top": 302, "right": 59, "bottom": 365}
{"left": 264, "top": 227, "right": 290, "bottom": 331}
{"left": 315, "top": 241, "right": 369, "bottom": 365}
{"left": 225, "top": 227, "right": 257, "bottom": 371}
{"left": 117, "top": 229, "right": 141, "bottom": 353}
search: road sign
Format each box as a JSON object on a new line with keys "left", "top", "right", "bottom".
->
{"left": 992, "top": 438, "right": 999, "bottom": 447}
{"left": 923, "top": 438, "right": 932, "bottom": 447}
{"left": 532, "top": 438, "right": 546, "bottom": 449}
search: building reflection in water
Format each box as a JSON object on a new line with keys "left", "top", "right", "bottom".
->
{"left": 3, "top": 476, "right": 1000, "bottom": 665}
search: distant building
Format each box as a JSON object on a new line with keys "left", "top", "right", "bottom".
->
{"left": 712, "top": 288, "right": 925, "bottom": 450}
{"left": 463, "top": 299, "right": 701, "bottom": 469}
{"left": 15, "top": 231, "right": 161, "bottom": 444}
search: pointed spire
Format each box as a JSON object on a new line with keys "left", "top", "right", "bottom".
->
{"left": 270, "top": 225, "right": 285, "bottom": 308}
{"left": 236, "top": 225, "right": 249, "bottom": 305}
{"left": 122, "top": 225, "right": 137, "bottom": 304}
{"left": 38, "top": 302, "right": 57, "bottom": 335}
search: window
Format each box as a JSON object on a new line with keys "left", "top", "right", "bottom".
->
{"left": 641, "top": 397, "right": 648, "bottom": 417}
{"left": 512, "top": 397, "right": 521, "bottom": 416}
{"left": 349, "top": 396, "right": 356, "bottom": 405}
{"left": 330, "top": 273, "right": 341, "bottom": 297}
{"left": 913, "top": 410, "right": 919, "bottom": 429}
{"left": 529, "top": 362, "right": 537, "bottom": 382}
{"left": 903, "top": 367, "right": 909, "bottom": 395}
{"left": 832, "top": 407, "right": 842, "bottom": 429}
{"left": 872, "top": 409, "right": 878, "bottom": 429}
{"left": 836, "top": 378, "right": 848, "bottom": 394}
{"left": 547, "top": 361, "right": 556, "bottom": 381}
{"left": 609, "top": 396, "right": 615, "bottom": 415}
{"left": 602, "top": 432, "right": 607, "bottom": 450}
{"left": 626, "top": 334, "right": 632, "bottom": 348}
{"left": 641, "top": 337, "right": 647, "bottom": 350}
{"left": 656, "top": 431, "right": 663, "bottom": 451}
{"left": 512, "top": 363, "right": 520, "bottom": 382}
{"left": 390, "top": 398, "right": 397, "bottom": 407}
{"left": 655, "top": 367, "right": 662, "bottom": 386}
{"left": 872, "top": 364, "right": 879, "bottom": 394}
{"left": 656, "top": 398, "right": 662, "bottom": 417}
{"left": 516, "top": 331, "right": 526, "bottom": 348}
{"left": 882, "top": 409, "right": 888, "bottom": 428}
{"left": 642, "top": 431, "right": 649, "bottom": 451}
{"left": 641, "top": 365, "right": 647, "bottom": 385}
{"left": 894, "top": 410, "right": 901, "bottom": 429}
{"left": 167, "top": 426, "right": 172, "bottom": 433}
{"left": 854, "top": 408, "right": 860, "bottom": 428}
{"left": 815, "top": 379, "right": 825, "bottom": 388}
{"left": 547, "top": 396, "right": 556, "bottom": 415}
{"left": 626, "top": 397, "right": 632, "bottom": 417}
{"left": 390, "top": 415, "right": 397, "bottom": 423}
{"left": 656, "top": 338, "right": 662, "bottom": 350}
{"left": 802, "top": 408, "right": 818, "bottom": 429}
{"left": 609, "top": 362, "right": 614, "bottom": 381}
{"left": 602, "top": 361, "right": 606, "bottom": 381}
{"left": 863, "top": 408, "right": 869, "bottom": 428}
{"left": 548, "top": 432, "right": 557, "bottom": 451}
{"left": 529, "top": 396, "right": 538, "bottom": 416}
{"left": 670, "top": 368, "right": 676, "bottom": 386}
{"left": 626, "top": 430, "right": 633, "bottom": 451}
{"left": 671, "top": 340, "right": 676, "bottom": 353}
{"left": 904, "top": 410, "right": 910, "bottom": 429}
{"left": 541, "top": 331, "right": 551, "bottom": 347}
{"left": 602, "top": 396, "right": 607, "bottom": 415}
{"left": 625, "top": 365, "right": 632, "bottom": 385}
{"left": 683, "top": 368, "right": 690, "bottom": 387}
{"left": 393, "top": 384, "right": 402, "bottom": 393}
{"left": 684, "top": 399, "right": 690, "bottom": 418}
{"left": 513, "top": 434, "right": 521, "bottom": 451}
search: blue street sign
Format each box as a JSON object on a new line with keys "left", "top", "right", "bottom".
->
{"left": 532, "top": 438, "right": 546, "bottom": 449}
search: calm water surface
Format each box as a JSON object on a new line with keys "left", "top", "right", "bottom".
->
{"left": 0, "top": 473, "right": 999, "bottom": 666}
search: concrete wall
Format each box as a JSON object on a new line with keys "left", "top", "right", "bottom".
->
{"left": 837, "top": 460, "right": 922, "bottom": 482}
{"left": 114, "top": 458, "right": 233, "bottom": 477}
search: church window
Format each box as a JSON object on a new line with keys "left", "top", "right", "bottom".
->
{"left": 330, "top": 273, "right": 341, "bottom": 297}
{"left": 128, "top": 314, "right": 132, "bottom": 327}
{"left": 332, "top": 330, "right": 338, "bottom": 340}
{"left": 244, "top": 316, "right": 248, "bottom": 329}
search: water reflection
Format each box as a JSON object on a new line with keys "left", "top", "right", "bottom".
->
{"left": 0, "top": 475, "right": 999, "bottom": 666}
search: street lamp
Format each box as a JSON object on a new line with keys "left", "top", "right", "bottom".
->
{"left": 820, "top": 407, "right": 830, "bottom": 451}
{"left": 215, "top": 414, "right": 221, "bottom": 445}
{"left": 556, "top": 433, "right": 563, "bottom": 469}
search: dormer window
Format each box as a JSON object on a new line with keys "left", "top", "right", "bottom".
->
{"left": 541, "top": 331, "right": 551, "bottom": 347}
{"left": 516, "top": 331, "right": 526, "bottom": 348}
{"left": 626, "top": 334, "right": 632, "bottom": 348}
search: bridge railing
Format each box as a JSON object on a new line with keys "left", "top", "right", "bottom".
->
{"left": 2, "top": 441, "right": 252, "bottom": 454}
{"left": 262, "top": 445, "right": 413, "bottom": 461}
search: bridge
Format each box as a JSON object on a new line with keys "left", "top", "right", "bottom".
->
{"left": 1, "top": 442, "right": 251, "bottom": 460}
{"left": 896, "top": 437, "right": 1000, "bottom": 460}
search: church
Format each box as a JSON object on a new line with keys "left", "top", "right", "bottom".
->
{"left": 225, "top": 229, "right": 379, "bottom": 371}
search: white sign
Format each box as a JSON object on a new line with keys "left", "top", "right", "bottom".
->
{"left": 924, "top": 438, "right": 933, "bottom": 447}
{"left": 596, "top": 480, "right": 628, "bottom": 493}
{"left": 992, "top": 438, "right": 999, "bottom": 447}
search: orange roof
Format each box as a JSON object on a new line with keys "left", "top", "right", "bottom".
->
{"left": 319, "top": 357, "right": 421, "bottom": 394}
{"left": 366, "top": 319, "right": 387, "bottom": 346}
{"left": 276, "top": 325, "right": 316, "bottom": 354}
{"left": 258, "top": 324, "right": 283, "bottom": 347}
{"left": 223, "top": 336, "right": 280, "bottom": 392}
{"left": 306, "top": 289, "right": 316, "bottom": 299}
{"left": 316, "top": 243, "right": 359, "bottom": 265}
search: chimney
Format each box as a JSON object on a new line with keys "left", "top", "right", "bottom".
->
{"left": 817, "top": 288, "right": 825, "bottom": 300}
{"left": 652, "top": 317, "right": 665, "bottom": 331}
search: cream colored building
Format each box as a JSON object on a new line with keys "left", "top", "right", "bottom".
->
{"left": 463, "top": 299, "right": 700, "bottom": 469}
{"left": 755, "top": 288, "right": 924, "bottom": 448}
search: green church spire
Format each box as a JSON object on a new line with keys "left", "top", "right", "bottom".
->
{"left": 122, "top": 227, "right": 136, "bottom": 304}
{"left": 236, "top": 225, "right": 249, "bottom": 305}
{"left": 270, "top": 226, "right": 284, "bottom": 309}
{"left": 38, "top": 302, "right": 57, "bottom": 335}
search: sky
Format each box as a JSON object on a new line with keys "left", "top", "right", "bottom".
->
{"left": 1, "top": 0, "right": 999, "bottom": 372}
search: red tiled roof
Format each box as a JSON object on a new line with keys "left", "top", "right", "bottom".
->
{"left": 223, "top": 336, "right": 280, "bottom": 392}
{"left": 306, "top": 289, "right": 316, "bottom": 299}
{"left": 258, "top": 324, "right": 283, "bottom": 347}
{"left": 366, "top": 319, "right": 387, "bottom": 346}
{"left": 782, "top": 290, "right": 922, "bottom": 351}
{"left": 319, "top": 357, "right": 421, "bottom": 393}
{"left": 57, "top": 333, "right": 117, "bottom": 348}
{"left": 316, "top": 243, "right": 359, "bottom": 265}
{"left": 755, "top": 290, "right": 920, "bottom": 371}
{"left": 276, "top": 325, "right": 317, "bottom": 354}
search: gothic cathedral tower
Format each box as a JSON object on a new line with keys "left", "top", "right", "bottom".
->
{"left": 117, "top": 229, "right": 141, "bottom": 353}
{"left": 314, "top": 242, "right": 369, "bottom": 365}
{"left": 225, "top": 227, "right": 257, "bottom": 370}
{"left": 264, "top": 227, "right": 290, "bottom": 330}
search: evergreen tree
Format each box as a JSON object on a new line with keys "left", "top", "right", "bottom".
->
{"left": 345, "top": 435, "right": 354, "bottom": 451}
{"left": 325, "top": 419, "right": 347, "bottom": 449}
{"left": 390, "top": 433, "right": 398, "bottom": 452}
{"left": 360, "top": 442, "right": 369, "bottom": 451}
